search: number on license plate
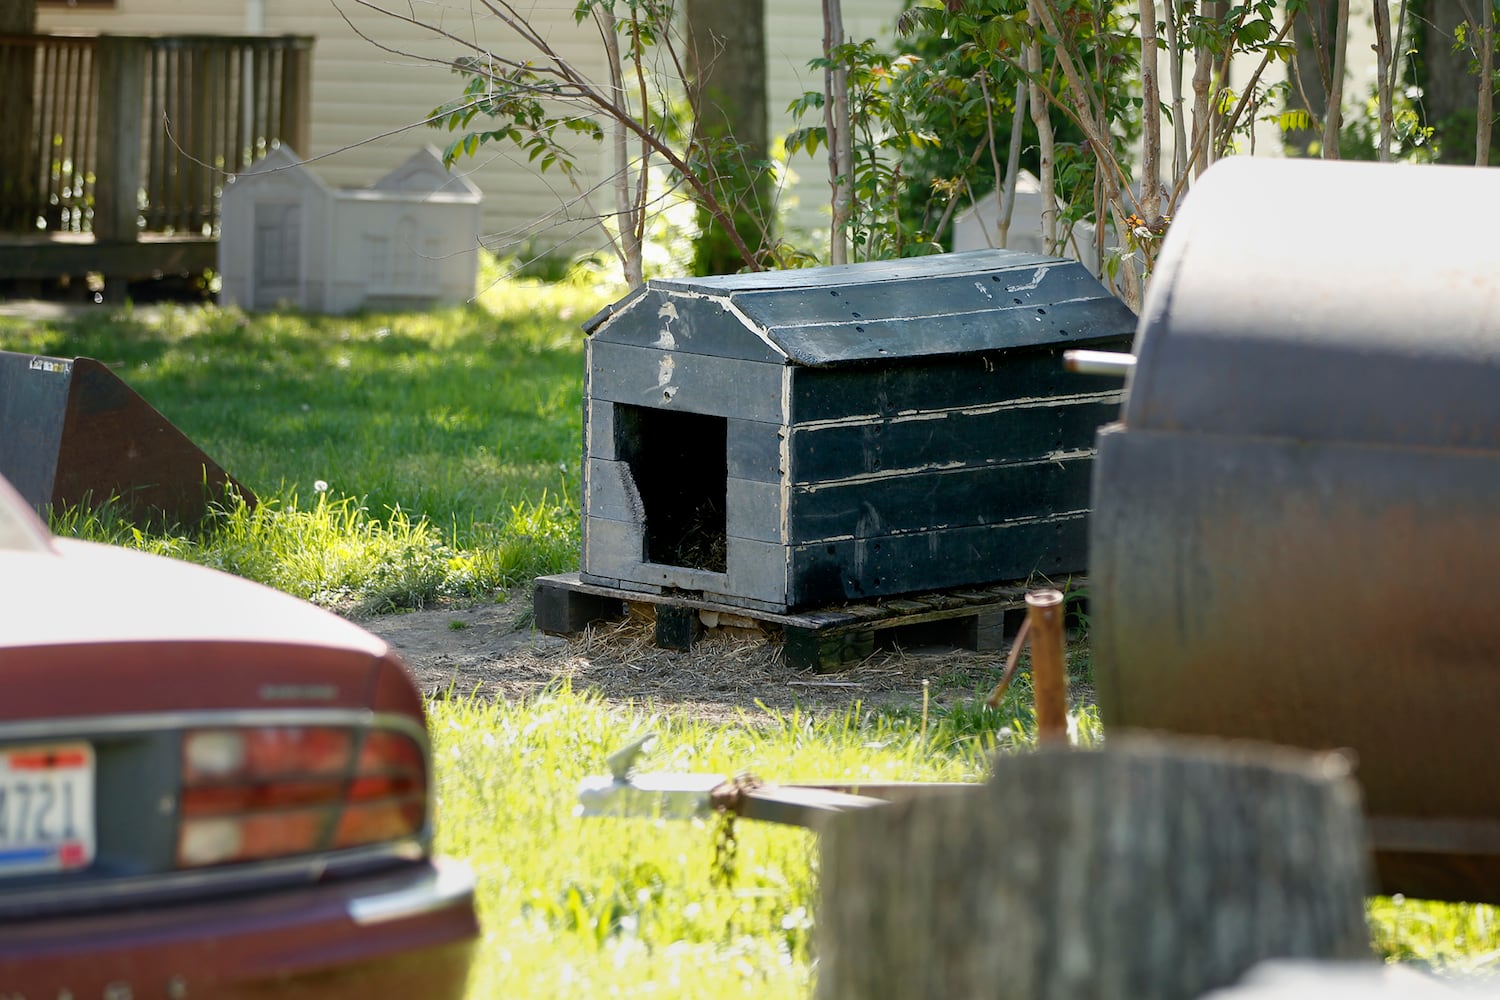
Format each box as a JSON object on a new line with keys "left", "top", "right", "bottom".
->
{"left": 0, "top": 742, "right": 95, "bottom": 876}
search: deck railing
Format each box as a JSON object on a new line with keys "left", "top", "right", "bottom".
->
{"left": 0, "top": 33, "right": 311, "bottom": 241}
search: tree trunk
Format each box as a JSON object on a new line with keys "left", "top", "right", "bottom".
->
{"left": 817, "top": 738, "right": 1373, "bottom": 1000}
{"left": 1025, "top": 37, "right": 1056, "bottom": 256}
{"left": 1286, "top": 0, "right": 1333, "bottom": 155}
{"left": 0, "top": 0, "right": 38, "bottom": 233}
{"left": 596, "top": 9, "right": 644, "bottom": 287}
{"left": 1140, "top": 0, "right": 1162, "bottom": 215}
{"left": 823, "top": 0, "right": 852, "bottom": 265}
{"left": 1189, "top": 2, "right": 1219, "bottom": 176}
{"left": 1477, "top": 0, "right": 1494, "bottom": 166}
{"left": 1412, "top": 0, "right": 1470, "bottom": 146}
{"left": 996, "top": 77, "right": 1027, "bottom": 249}
{"left": 1373, "top": 0, "right": 1394, "bottom": 160}
{"left": 1163, "top": 0, "right": 1188, "bottom": 177}
{"left": 1409, "top": 0, "right": 1500, "bottom": 163}
{"left": 685, "top": 0, "right": 769, "bottom": 275}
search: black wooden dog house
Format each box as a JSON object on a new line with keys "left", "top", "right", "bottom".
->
{"left": 578, "top": 248, "right": 1135, "bottom": 614}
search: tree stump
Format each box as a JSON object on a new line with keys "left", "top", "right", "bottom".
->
{"left": 816, "top": 738, "right": 1373, "bottom": 1000}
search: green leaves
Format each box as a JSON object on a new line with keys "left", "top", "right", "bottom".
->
{"left": 430, "top": 54, "right": 601, "bottom": 176}
{"left": 783, "top": 125, "right": 826, "bottom": 157}
{"left": 1266, "top": 107, "right": 1312, "bottom": 132}
{"left": 786, "top": 35, "right": 964, "bottom": 261}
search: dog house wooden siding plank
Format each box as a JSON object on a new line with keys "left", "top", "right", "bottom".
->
{"left": 584, "top": 459, "right": 643, "bottom": 523}
{"left": 731, "top": 262, "right": 1113, "bottom": 329}
{"left": 765, "top": 301, "right": 1132, "bottom": 367}
{"left": 582, "top": 514, "right": 791, "bottom": 606}
{"left": 787, "top": 514, "right": 1089, "bottom": 607}
{"left": 788, "top": 396, "right": 1119, "bottom": 485}
{"left": 727, "top": 418, "right": 784, "bottom": 483}
{"left": 728, "top": 479, "right": 783, "bottom": 543}
{"left": 586, "top": 290, "right": 784, "bottom": 365}
{"left": 585, "top": 396, "right": 614, "bottom": 459}
{"left": 786, "top": 457, "right": 1093, "bottom": 542}
{"left": 745, "top": 291, "right": 1135, "bottom": 366}
{"left": 588, "top": 341, "right": 784, "bottom": 424}
{"left": 788, "top": 337, "right": 1130, "bottom": 423}
{"left": 650, "top": 249, "right": 1057, "bottom": 294}
{"left": 581, "top": 514, "right": 646, "bottom": 583}
{"left": 725, "top": 536, "right": 794, "bottom": 606}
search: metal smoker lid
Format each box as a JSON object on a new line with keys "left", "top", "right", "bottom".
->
{"left": 1125, "top": 157, "right": 1500, "bottom": 452}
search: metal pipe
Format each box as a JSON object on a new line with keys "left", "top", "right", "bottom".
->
{"left": 1063, "top": 349, "right": 1136, "bottom": 377}
{"left": 984, "top": 615, "right": 1031, "bottom": 709}
{"left": 1026, "top": 589, "right": 1069, "bottom": 744}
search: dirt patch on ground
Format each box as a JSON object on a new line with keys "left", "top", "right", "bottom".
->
{"left": 353, "top": 592, "right": 1021, "bottom": 723}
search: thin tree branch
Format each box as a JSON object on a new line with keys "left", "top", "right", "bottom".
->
{"left": 1478, "top": 0, "right": 1494, "bottom": 165}
{"left": 824, "top": 0, "right": 853, "bottom": 265}
{"left": 1373, "top": 0, "right": 1394, "bottom": 160}
{"left": 1163, "top": 0, "right": 1188, "bottom": 177}
{"left": 1141, "top": 0, "right": 1163, "bottom": 214}
{"left": 1322, "top": 0, "right": 1350, "bottom": 157}
{"left": 999, "top": 75, "right": 1028, "bottom": 248}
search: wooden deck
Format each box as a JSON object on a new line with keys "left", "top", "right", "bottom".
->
{"left": 0, "top": 32, "right": 310, "bottom": 284}
{"left": 0, "top": 232, "right": 216, "bottom": 282}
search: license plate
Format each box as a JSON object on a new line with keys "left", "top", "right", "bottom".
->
{"left": 0, "top": 743, "right": 94, "bottom": 877}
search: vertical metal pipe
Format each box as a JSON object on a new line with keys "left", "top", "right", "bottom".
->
{"left": 1026, "top": 589, "right": 1068, "bottom": 744}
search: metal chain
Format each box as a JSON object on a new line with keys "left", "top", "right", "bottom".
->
{"left": 710, "top": 807, "right": 740, "bottom": 888}
{"left": 709, "top": 773, "right": 762, "bottom": 887}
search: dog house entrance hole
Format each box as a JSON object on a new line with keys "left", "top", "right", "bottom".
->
{"left": 614, "top": 404, "right": 727, "bottom": 573}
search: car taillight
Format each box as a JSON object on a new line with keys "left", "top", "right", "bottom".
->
{"left": 176, "top": 725, "right": 427, "bottom": 868}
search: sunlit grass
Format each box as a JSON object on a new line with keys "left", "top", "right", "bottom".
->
{"left": 426, "top": 685, "right": 1061, "bottom": 997}
{"left": 428, "top": 683, "right": 1500, "bottom": 997}
{"left": 1369, "top": 896, "right": 1500, "bottom": 976}
{"left": 48, "top": 480, "right": 579, "bottom": 614}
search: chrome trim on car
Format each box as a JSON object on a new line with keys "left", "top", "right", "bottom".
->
{"left": 347, "top": 858, "right": 477, "bottom": 926}
{"left": 0, "top": 708, "right": 428, "bottom": 748}
{"left": 0, "top": 840, "right": 428, "bottom": 919}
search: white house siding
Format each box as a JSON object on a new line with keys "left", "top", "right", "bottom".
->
{"left": 763, "top": 0, "right": 904, "bottom": 237}
{"left": 38, "top": 0, "right": 902, "bottom": 264}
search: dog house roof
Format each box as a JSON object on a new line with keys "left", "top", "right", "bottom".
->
{"left": 585, "top": 248, "right": 1135, "bottom": 367}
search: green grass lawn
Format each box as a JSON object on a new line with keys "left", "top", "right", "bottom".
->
{"left": 6, "top": 276, "right": 1500, "bottom": 993}
{"left": 432, "top": 688, "right": 1021, "bottom": 997}
{"left": 2, "top": 266, "right": 600, "bottom": 612}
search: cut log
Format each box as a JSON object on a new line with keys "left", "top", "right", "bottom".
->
{"left": 817, "top": 737, "right": 1373, "bottom": 1000}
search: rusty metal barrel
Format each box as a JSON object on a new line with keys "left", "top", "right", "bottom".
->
{"left": 1091, "top": 157, "right": 1500, "bottom": 904}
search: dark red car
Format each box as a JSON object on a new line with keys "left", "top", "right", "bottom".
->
{"left": 0, "top": 474, "right": 478, "bottom": 997}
